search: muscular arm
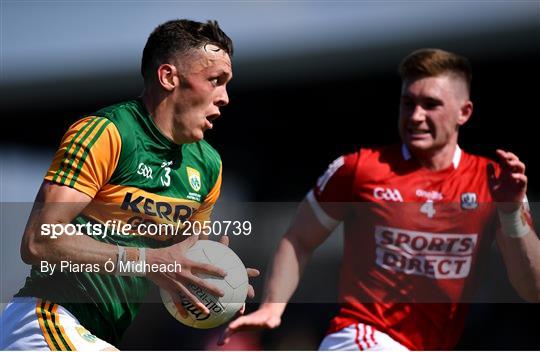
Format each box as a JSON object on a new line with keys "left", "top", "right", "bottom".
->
{"left": 218, "top": 197, "right": 335, "bottom": 343}
{"left": 260, "top": 198, "right": 334, "bottom": 313}
{"left": 218, "top": 154, "right": 355, "bottom": 345}
{"left": 21, "top": 180, "right": 117, "bottom": 268}
{"left": 488, "top": 149, "right": 540, "bottom": 302}
{"left": 496, "top": 224, "right": 540, "bottom": 302}
{"left": 21, "top": 180, "right": 228, "bottom": 314}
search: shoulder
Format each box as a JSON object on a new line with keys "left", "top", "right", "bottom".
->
{"left": 93, "top": 100, "right": 140, "bottom": 135}
{"left": 458, "top": 149, "right": 499, "bottom": 173}
{"left": 94, "top": 99, "right": 140, "bottom": 120}
{"left": 318, "top": 144, "right": 401, "bottom": 180}
{"left": 62, "top": 115, "right": 121, "bottom": 150}
{"left": 356, "top": 144, "right": 404, "bottom": 175}
{"left": 87, "top": 100, "right": 145, "bottom": 155}
{"left": 65, "top": 100, "right": 140, "bottom": 142}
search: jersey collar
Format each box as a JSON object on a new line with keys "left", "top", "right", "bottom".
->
{"left": 401, "top": 144, "right": 462, "bottom": 169}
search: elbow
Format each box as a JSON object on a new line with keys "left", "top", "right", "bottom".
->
{"left": 283, "top": 233, "right": 313, "bottom": 259}
{"left": 20, "top": 237, "right": 44, "bottom": 265}
{"left": 282, "top": 236, "right": 318, "bottom": 271}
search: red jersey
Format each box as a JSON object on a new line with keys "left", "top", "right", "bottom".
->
{"left": 309, "top": 144, "right": 502, "bottom": 350}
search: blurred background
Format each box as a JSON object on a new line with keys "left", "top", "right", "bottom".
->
{"left": 1, "top": 0, "right": 539, "bottom": 350}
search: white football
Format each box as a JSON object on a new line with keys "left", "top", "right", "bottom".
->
{"left": 160, "top": 240, "right": 248, "bottom": 329}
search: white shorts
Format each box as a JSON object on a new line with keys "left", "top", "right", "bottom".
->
{"left": 0, "top": 297, "right": 116, "bottom": 351}
{"left": 319, "top": 323, "right": 409, "bottom": 351}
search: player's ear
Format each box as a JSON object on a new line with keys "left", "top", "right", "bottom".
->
{"left": 156, "top": 64, "right": 179, "bottom": 92}
{"left": 457, "top": 100, "right": 473, "bottom": 126}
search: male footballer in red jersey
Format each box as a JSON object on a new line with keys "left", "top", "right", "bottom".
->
{"left": 219, "top": 49, "right": 540, "bottom": 350}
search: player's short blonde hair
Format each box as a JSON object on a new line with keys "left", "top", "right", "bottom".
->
{"left": 398, "top": 48, "right": 472, "bottom": 94}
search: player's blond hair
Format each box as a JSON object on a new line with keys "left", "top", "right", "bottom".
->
{"left": 398, "top": 48, "right": 472, "bottom": 94}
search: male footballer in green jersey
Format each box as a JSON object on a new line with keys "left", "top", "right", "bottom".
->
{"left": 1, "top": 19, "right": 258, "bottom": 350}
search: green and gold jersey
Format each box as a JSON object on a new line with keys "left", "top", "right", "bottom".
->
{"left": 16, "top": 99, "right": 222, "bottom": 344}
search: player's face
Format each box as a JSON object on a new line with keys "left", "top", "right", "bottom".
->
{"left": 170, "top": 45, "right": 232, "bottom": 144}
{"left": 399, "top": 74, "right": 471, "bottom": 155}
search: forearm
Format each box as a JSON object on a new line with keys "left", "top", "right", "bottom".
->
{"left": 260, "top": 235, "right": 312, "bottom": 315}
{"left": 497, "top": 229, "right": 540, "bottom": 302}
{"left": 22, "top": 228, "right": 118, "bottom": 270}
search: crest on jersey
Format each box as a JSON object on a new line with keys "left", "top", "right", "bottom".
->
{"left": 75, "top": 326, "right": 97, "bottom": 343}
{"left": 186, "top": 167, "right": 201, "bottom": 192}
{"left": 461, "top": 192, "right": 478, "bottom": 210}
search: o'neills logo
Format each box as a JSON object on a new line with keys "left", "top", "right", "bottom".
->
{"left": 181, "top": 283, "right": 224, "bottom": 321}
{"left": 374, "top": 225, "right": 478, "bottom": 279}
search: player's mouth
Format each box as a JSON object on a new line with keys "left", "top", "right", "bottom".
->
{"left": 205, "top": 114, "right": 220, "bottom": 129}
{"left": 408, "top": 127, "right": 431, "bottom": 138}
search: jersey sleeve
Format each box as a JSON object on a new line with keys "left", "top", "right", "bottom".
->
{"left": 45, "top": 116, "right": 122, "bottom": 198}
{"left": 190, "top": 162, "right": 222, "bottom": 222}
{"left": 306, "top": 152, "right": 359, "bottom": 230}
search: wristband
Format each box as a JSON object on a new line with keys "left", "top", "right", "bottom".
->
{"left": 116, "top": 246, "right": 146, "bottom": 276}
{"left": 116, "top": 245, "right": 125, "bottom": 273}
{"left": 498, "top": 207, "right": 531, "bottom": 238}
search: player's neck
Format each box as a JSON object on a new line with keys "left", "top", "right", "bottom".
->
{"left": 141, "top": 91, "right": 176, "bottom": 144}
{"left": 412, "top": 143, "right": 458, "bottom": 171}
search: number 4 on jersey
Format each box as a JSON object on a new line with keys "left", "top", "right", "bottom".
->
{"left": 420, "top": 200, "right": 436, "bottom": 218}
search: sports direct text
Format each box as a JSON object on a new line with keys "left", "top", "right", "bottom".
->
{"left": 374, "top": 225, "right": 478, "bottom": 279}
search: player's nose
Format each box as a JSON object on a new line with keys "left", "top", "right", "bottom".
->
{"left": 215, "top": 87, "right": 229, "bottom": 107}
{"left": 410, "top": 105, "right": 426, "bottom": 122}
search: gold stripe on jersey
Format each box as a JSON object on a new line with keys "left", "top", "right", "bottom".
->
{"left": 68, "top": 119, "right": 112, "bottom": 187}
{"left": 53, "top": 117, "right": 103, "bottom": 185}
{"left": 36, "top": 299, "right": 76, "bottom": 351}
{"left": 51, "top": 303, "right": 76, "bottom": 351}
{"left": 191, "top": 162, "right": 222, "bottom": 223}
{"left": 46, "top": 116, "right": 121, "bottom": 198}
{"left": 36, "top": 299, "right": 58, "bottom": 350}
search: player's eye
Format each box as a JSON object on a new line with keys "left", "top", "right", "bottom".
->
{"left": 210, "top": 78, "right": 219, "bottom": 86}
{"left": 423, "top": 100, "right": 442, "bottom": 110}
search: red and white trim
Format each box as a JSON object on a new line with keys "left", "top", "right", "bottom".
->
{"left": 401, "top": 143, "right": 462, "bottom": 169}
{"left": 355, "top": 323, "right": 377, "bottom": 350}
{"left": 306, "top": 190, "right": 340, "bottom": 231}
{"left": 320, "top": 323, "right": 408, "bottom": 351}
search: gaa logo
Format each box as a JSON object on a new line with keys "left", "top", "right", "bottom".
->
{"left": 373, "top": 187, "right": 404, "bottom": 202}
{"left": 461, "top": 192, "right": 478, "bottom": 210}
{"left": 137, "top": 162, "right": 153, "bottom": 179}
